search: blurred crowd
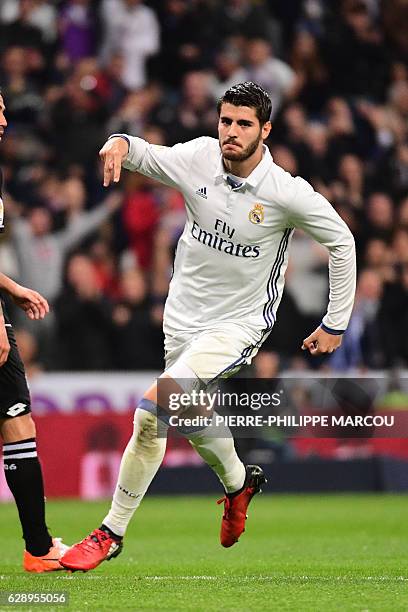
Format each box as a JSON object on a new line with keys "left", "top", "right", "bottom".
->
{"left": 0, "top": 0, "right": 407, "bottom": 374}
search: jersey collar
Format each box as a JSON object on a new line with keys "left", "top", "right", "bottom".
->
{"left": 214, "top": 144, "right": 273, "bottom": 191}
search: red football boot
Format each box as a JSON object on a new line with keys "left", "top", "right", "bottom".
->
{"left": 59, "top": 529, "right": 122, "bottom": 572}
{"left": 217, "top": 465, "right": 266, "bottom": 548}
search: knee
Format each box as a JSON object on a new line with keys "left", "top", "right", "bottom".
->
{"left": 131, "top": 409, "right": 166, "bottom": 458}
{"left": 1, "top": 413, "right": 36, "bottom": 443}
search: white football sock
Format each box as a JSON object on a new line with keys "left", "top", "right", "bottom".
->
{"left": 103, "top": 408, "right": 167, "bottom": 537}
{"left": 187, "top": 424, "right": 246, "bottom": 493}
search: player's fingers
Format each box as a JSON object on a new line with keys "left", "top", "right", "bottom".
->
{"left": 301, "top": 336, "right": 316, "bottom": 351}
{"left": 113, "top": 152, "right": 122, "bottom": 183}
{"left": 34, "top": 293, "right": 50, "bottom": 315}
{"left": 103, "top": 157, "right": 114, "bottom": 187}
{"left": 28, "top": 292, "right": 48, "bottom": 317}
{"left": 34, "top": 299, "right": 48, "bottom": 318}
{"left": 309, "top": 342, "right": 320, "bottom": 355}
{"left": 29, "top": 304, "right": 40, "bottom": 320}
{"left": 302, "top": 338, "right": 321, "bottom": 355}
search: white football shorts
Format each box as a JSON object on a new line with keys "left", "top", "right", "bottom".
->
{"left": 164, "top": 323, "right": 262, "bottom": 382}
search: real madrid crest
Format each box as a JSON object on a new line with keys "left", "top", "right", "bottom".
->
{"left": 249, "top": 203, "right": 264, "bottom": 225}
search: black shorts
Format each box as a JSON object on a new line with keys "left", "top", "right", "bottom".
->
{"left": 0, "top": 325, "right": 31, "bottom": 419}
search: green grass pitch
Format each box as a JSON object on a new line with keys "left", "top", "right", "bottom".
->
{"left": 0, "top": 494, "right": 407, "bottom": 611}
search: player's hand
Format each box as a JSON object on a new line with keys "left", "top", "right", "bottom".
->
{"left": 301, "top": 326, "right": 342, "bottom": 356}
{"left": 0, "top": 320, "right": 10, "bottom": 366}
{"left": 99, "top": 137, "right": 129, "bottom": 187}
{"left": 11, "top": 285, "right": 50, "bottom": 320}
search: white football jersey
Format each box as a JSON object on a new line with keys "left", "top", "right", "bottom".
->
{"left": 121, "top": 136, "right": 356, "bottom": 344}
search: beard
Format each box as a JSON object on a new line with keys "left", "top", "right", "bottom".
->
{"left": 221, "top": 130, "right": 262, "bottom": 162}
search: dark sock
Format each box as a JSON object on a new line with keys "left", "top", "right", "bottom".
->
{"left": 3, "top": 438, "right": 52, "bottom": 556}
{"left": 100, "top": 523, "right": 122, "bottom": 542}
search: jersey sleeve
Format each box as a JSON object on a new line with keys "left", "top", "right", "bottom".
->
{"left": 287, "top": 175, "right": 356, "bottom": 333}
{"left": 119, "top": 135, "right": 208, "bottom": 189}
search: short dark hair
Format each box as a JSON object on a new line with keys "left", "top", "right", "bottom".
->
{"left": 217, "top": 82, "right": 272, "bottom": 125}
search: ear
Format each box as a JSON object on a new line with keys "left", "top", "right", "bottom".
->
{"left": 262, "top": 121, "right": 272, "bottom": 140}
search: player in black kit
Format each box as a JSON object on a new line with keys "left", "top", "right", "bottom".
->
{"left": 0, "top": 93, "right": 69, "bottom": 571}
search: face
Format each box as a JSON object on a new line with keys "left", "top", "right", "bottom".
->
{"left": 29, "top": 207, "right": 52, "bottom": 236}
{"left": 67, "top": 255, "right": 97, "bottom": 289}
{"left": 120, "top": 269, "right": 146, "bottom": 303}
{"left": 218, "top": 103, "right": 270, "bottom": 163}
{"left": 0, "top": 95, "right": 7, "bottom": 142}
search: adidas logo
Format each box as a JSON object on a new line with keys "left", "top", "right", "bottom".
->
{"left": 196, "top": 186, "right": 207, "bottom": 199}
{"left": 108, "top": 541, "right": 120, "bottom": 558}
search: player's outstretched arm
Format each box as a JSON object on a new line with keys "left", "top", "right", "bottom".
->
{"left": 99, "top": 136, "right": 129, "bottom": 187}
{"left": 0, "top": 273, "right": 49, "bottom": 321}
{"left": 301, "top": 326, "right": 342, "bottom": 356}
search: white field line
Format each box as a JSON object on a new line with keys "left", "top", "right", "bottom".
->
{"left": 143, "top": 576, "right": 408, "bottom": 582}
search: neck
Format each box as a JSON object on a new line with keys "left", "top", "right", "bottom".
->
{"left": 222, "top": 146, "right": 264, "bottom": 178}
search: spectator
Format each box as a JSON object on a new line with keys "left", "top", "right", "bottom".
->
{"left": 322, "top": 0, "right": 390, "bottom": 100}
{"left": 48, "top": 59, "right": 108, "bottom": 169}
{"left": 154, "top": 0, "right": 220, "bottom": 88}
{"left": 326, "top": 97, "right": 360, "bottom": 169}
{"left": 0, "top": 46, "right": 43, "bottom": 125}
{"left": 100, "top": 0, "right": 160, "bottom": 90}
{"left": 95, "top": 52, "right": 128, "bottom": 114}
{"left": 219, "top": 0, "right": 272, "bottom": 43}
{"left": 156, "top": 71, "right": 218, "bottom": 144}
{"left": 290, "top": 28, "right": 329, "bottom": 113}
{"left": 363, "top": 238, "right": 395, "bottom": 283}
{"left": 107, "top": 85, "right": 161, "bottom": 138}
{"left": 303, "top": 122, "right": 332, "bottom": 187}
{"left": 111, "top": 267, "right": 164, "bottom": 370}
{"left": 379, "top": 263, "right": 408, "bottom": 366}
{"left": 121, "top": 172, "right": 160, "bottom": 271}
{"left": 55, "top": 253, "right": 113, "bottom": 370}
{"left": 337, "top": 154, "right": 365, "bottom": 210}
{"left": 243, "top": 37, "right": 297, "bottom": 117}
{"left": 398, "top": 196, "right": 408, "bottom": 230}
{"left": 253, "top": 351, "right": 281, "bottom": 379}
{"left": 0, "top": 0, "right": 45, "bottom": 54}
{"left": 358, "top": 192, "right": 394, "bottom": 248}
{"left": 209, "top": 44, "right": 247, "bottom": 102}
{"left": 59, "top": 0, "right": 98, "bottom": 64}
{"left": 11, "top": 191, "right": 121, "bottom": 302}
{"left": 0, "top": 1, "right": 57, "bottom": 46}
{"left": 14, "top": 327, "right": 43, "bottom": 377}
{"left": 330, "top": 269, "right": 384, "bottom": 370}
